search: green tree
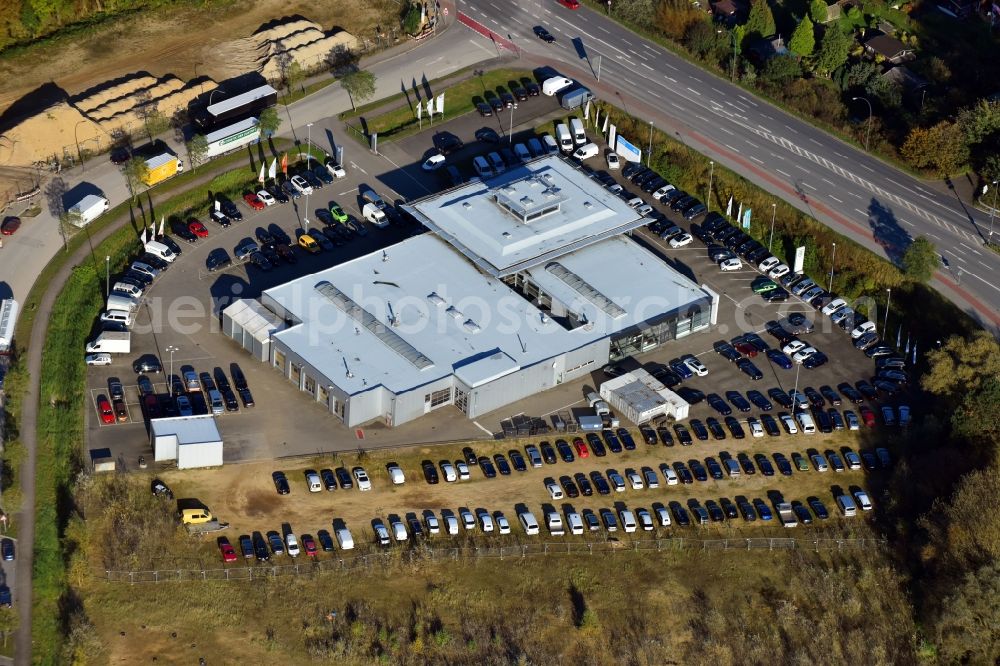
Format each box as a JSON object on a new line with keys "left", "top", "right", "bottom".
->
{"left": 921, "top": 332, "right": 1000, "bottom": 401}
{"left": 284, "top": 60, "right": 304, "bottom": 94}
{"left": 341, "top": 70, "right": 377, "bottom": 111}
{"left": 809, "top": 0, "right": 828, "bottom": 22}
{"left": 57, "top": 210, "right": 82, "bottom": 251}
{"left": 814, "top": 24, "right": 851, "bottom": 75}
{"left": 788, "top": 16, "right": 815, "bottom": 57}
{"left": 900, "top": 236, "right": 939, "bottom": 283}
{"left": 745, "top": 0, "right": 776, "bottom": 39}
{"left": 933, "top": 559, "right": 1000, "bottom": 665}
{"left": 143, "top": 107, "right": 170, "bottom": 140}
{"left": 185, "top": 134, "right": 208, "bottom": 172}
{"left": 901, "top": 121, "right": 968, "bottom": 175}
{"left": 258, "top": 106, "right": 281, "bottom": 137}
{"left": 121, "top": 156, "right": 149, "bottom": 201}
{"left": 761, "top": 54, "right": 801, "bottom": 84}
{"left": 402, "top": 3, "right": 422, "bottom": 35}
{"left": 685, "top": 21, "right": 730, "bottom": 65}
{"left": 951, "top": 377, "right": 1000, "bottom": 447}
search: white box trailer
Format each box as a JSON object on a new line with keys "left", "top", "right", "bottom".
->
{"left": 0, "top": 299, "right": 18, "bottom": 355}
{"left": 600, "top": 368, "right": 690, "bottom": 424}
{"left": 203, "top": 117, "right": 261, "bottom": 159}
{"left": 68, "top": 193, "right": 109, "bottom": 227}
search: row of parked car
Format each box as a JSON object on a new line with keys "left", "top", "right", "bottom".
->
{"left": 133, "top": 361, "right": 254, "bottom": 420}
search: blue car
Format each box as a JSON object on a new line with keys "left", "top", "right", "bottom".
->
{"left": 766, "top": 348, "right": 793, "bottom": 369}
{"left": 753, "top": 499, "right": 773, "bottom": 521}
{"left": 669, "top": 358, "right": 694, "bottom": 379}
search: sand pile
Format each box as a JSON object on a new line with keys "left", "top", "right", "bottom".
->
{"left": 89, "top": 78, "right": 186, "bottom": 122}
{"left": 73, "top": 75, "right": 160, "bottom": 113}
{"left": 0, "top": 101, "right": 99, "bottom": 165}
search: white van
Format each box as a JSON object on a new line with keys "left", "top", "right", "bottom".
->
{"left": 472, "top": 155, "right": 493, "bottom": 179}
{"left": 795, "top": 411, "right": 817, "bottom": 434}
{"left": 112, "top": 282, "right": 142, "bottom": 299}
{"left": 106, "top": 294, "right": 139, "bottom": 313}
{"left": 566, "top": 510, "right": 584, "bottom": 535}
{"left": 542, "top": 76, "right": 574, "bottom": 96}
{"left": 362, "top": 203, "right": 388, "bottom": 227}
{"left": 569, "top": 118, "right": 586, "bottom": 146}
{"left": 519, "top": 510, "right": 539, "bottom": 535}
{"left": 305, "top": 470, "right": 322, "bottom": 492}
{"left": 837, "top": 495, "right": 857, "bottom": 517}
{"left": 100, "top": 309, "right": 134, "bottom": 327}
{"left": 555, "top": 124, "right": 573, "bottom": 152}
{"left": 335, "top": 527, "right": 355, "bottom": 550}
{"left": 542, "top": 134, "right": 559, "bottom": 154}
{"left": 572, "top": 142, "right": 599, "bottom": 161}
{"left": 546, "top": 511, "right": 565, "bottom": 536}
{"left": 144, "top": 240, "right": 176, "bottom": 263}
{"left": 619, "top": 509, "right": 637, "bottom": 533}
{"left": 208, "top": 389, "right": 224, "bottom": 415}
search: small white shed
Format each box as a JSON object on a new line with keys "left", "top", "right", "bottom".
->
{"left": 151, "top": 415, "right": 223, "bottom": 469}
{"left": 599, "top": 368, "right": 690, "bottom": 424}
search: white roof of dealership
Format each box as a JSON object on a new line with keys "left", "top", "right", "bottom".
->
{"left": 263, "top": 157, "right": 710, "bottom": 397}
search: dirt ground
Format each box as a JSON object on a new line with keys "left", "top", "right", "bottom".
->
{"left": 0, "top": 0, "right": 389, "bottom": 116}
{"left": 156, "top": 425, "right": 880, "bottom": 557}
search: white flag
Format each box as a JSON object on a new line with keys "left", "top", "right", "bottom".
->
{"left": 426, "top": 99, "right": 433, "bottom": 116}
{"left": 737, "top": 202, "right": 743, "bottom": 222}
{"left": 149, "top": 220, "right": 154, "bottom": 238}
{"left": 258, "top": 161, "right": 266, "bottom": 184}
{"left": 602, "top": 114, "right": 609, "bottom": 133}
{"left": 594, "top": 109, "right": 600, "bottom": 129}
{"left": 417, "top": 101, "right": 422, "bottom": 120}
{"left": 158, "top": 215, "right": 164, "bottom": 237}
{"left": 268, "top": 158, "right": 277, "bottom": 180}
{"left": 140, "top": 227, "right": 147, "bottom": 244}
{"left": 215, "top": 200, "right": 220, "bottom": 212}
{"left": 584, "top": 100, "right": 590, "bottom": 120}
{"left": 726, "top": 196, "right": 733, "bottom": 217}
{"left": 435, "top": 93, "right": 444, "bottom": 114}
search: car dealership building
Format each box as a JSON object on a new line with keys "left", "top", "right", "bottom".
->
{"left": 222, "top": 156, "right": 717, "bottom": 427}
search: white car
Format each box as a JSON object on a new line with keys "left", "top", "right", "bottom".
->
{"left": 442, "top": 512, "right": 460, "bottom": 536}
{"left": 256, "top": 189, "right": 276, "bottom": 206}
{"left": 661, "top": 466, "right": 679, "bottom": 485}
{"left": 854, "top": 490, "right": 873, "bottom": 511}
{"left": 546, "top": 480, "right": 564, "bottom": 500}
{"left": 683, "top": 356, "right": 709, "bottom": 377}
{"left": 386, "top": 463, "right": 405, "bottom": 485}
{"left": 495, "top": 512, "right": 511, "bottom": 534}
{"left": 440, "top": 461, "right": 457, "bottom": 482}
{"left": 821, "top": 297, "right": 848, "bottom": 316}
{"left": 290, "top": 175, "right": 313, "bottom": 195}
{"left": 669, "top": 233, "right": 693, "bottom": 248}
{"left": 353, "top": 466, "right": 372, "bottom": 491}
{"left": 389, "top": 517, "right": 407, "bottom": 542}
{"left": 626, "top": 196, "right": 644, "bottom": 209}
{"left": 424, "top": 510, "right": 441, "bottom": 534}
{"left": 636, "top": 508, "right": 655, "bottom": 532}
{"left": 606, "top": 151, "right": 620, "bottom": 169}
{"left": 234, "top": 240, "right": 259, "bottom": 261}
{"left": 779, "top": 413, "right": 798, "bottom": 434}
{"left": 747, "top": 417, "right": 765, "bottom": 438}
{"left": 653, "top": 505, "right": 672, "bottom": 526}
{"left": 285, "top": 533, "right": 300, "bottom": 557}
{"left": 768, "top": 264, "right": 791, "bottom": 279}
{"left": 782, "top": 339, "right": 807, "bottom": 355}
{"left": 758, "top": 256, "right": 780, "bottom": 272}
{"left": 831, "top": 307, "right": 855, "bottom": 325}
{"left": 636, "top": 203, "right": 654, "bottom": 216}
{"left": 792, "top": 346, "right": 818, "bottom": 363}
{"left": 459, "top": 507, "right": 476, "bottom": 530}
{"left": 626, "top": 469, "right": 644, "bottom": 490}
{"left": 456, "top": 461, "right": 470, "bottom": 480}
{"left": 372, "top": 520, "right": 391, "bottom": 545}
{"left": 652, "top": 184, "right": 676, "bottom": 200}
{"left": 421, "top": 154, "right": 446, "bottom": 171}
{"left": 476, "top": 509, "right": 495, "bottom": 533}
{"left": 851, "top": 321, "right": 877, "bottom": 339}
{"left": 719, "top": 257, "right": 742, "bottom": 271}
{"left": 85, "top": 353, "right": 112, "bottom": 366}
{"left": 845, "top": 410, "right": 860, "bottom": 431}
{"left": 326, "top": 161, "right": 347, "bottom": 178}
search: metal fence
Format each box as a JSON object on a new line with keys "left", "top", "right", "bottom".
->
{"left": 103, "top": 536, "right": 886, "bottom": 584}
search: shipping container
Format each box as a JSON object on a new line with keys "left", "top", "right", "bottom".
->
{"left": 142, "top": 153, "right": 179, "bottom": 186}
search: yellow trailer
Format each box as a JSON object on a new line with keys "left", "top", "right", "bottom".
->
{"left": 143, "top": 153, "right": 179, "bottom": 186}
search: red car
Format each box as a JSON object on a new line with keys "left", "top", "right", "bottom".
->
{"left": 558, "top": 0, "right": 580, "bottom": 7}
{"left": 218, "top": 537, "right": 237, "bottom": 563}
{"left": 860, "top": 405, "right": 876, "bottom": 428}
{"left": 243, "top": 193, "right": 265, "bottom": 210}
{"left": 733, "top": 341, "right": 758, "bottom": 357}
{"left": 97, "top": 395, "right": 115, "bottom": 425}
{"left": 573, "top": 438, "right": 589, "bottom": 458}
{"left": 188, "top": 218, "right": 209, "bottom": 238}
{"left": 1, "top": 216, "right": 20, "bottom": 235}
{"left": 142, "top": 393, "right": 161, "bottom": 419}
{"left": 302, "top": 534, "right": 318, "bottom": 558}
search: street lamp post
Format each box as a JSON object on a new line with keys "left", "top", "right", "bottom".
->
{"left": 707, "top": 160, "right": 715, "bottom": 213}
{"left": 166, "top": 345, "right": 179, "bottom": 398}
{"left": 989, "top": 180, "right": 998, "bottom": 240}
{"left": 509, "top": 103, "right": 515, "bottom": 144}
{"left": 105, "top": 256, "right": 110, "bottom": 297}
{"left": 883, "top": 288, "right": 892, "bottom": 337}
{"left": 74, "top": 120, "right": 88, "bottom": 170}
{"left": 208, "top": 87, "right": 225, "bottom": 106}
{"left": 852, "top": 96, "right": 873, "bottom": 151}
{"left": 304, "top": 122, "right": 313, "bottom": 232}
{"left": 828, "top": 242, "right": 837, "bottom": 292}
{"left": 768, "top": 203, "right": 776, "bottom": 251}
{"left": 647, "top": 121, "right": 653, "bottom": 167}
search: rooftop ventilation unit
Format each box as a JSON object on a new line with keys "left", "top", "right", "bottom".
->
{"left": 544, "top": 261, "right": 627, "bottom": 319}
{"left": 462, "top": 319, "right": 481, "bottom": 333}
{"left": 427, "top": 292, "right": 446, "bottom": 307}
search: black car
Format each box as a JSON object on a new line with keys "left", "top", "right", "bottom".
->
{"left": 251, "top": 531, "right": 270, "bottom": 561}
{"left": 804, "top": 387, "right": 826, "bottom": 408}
{"left": 238, "top": 386, "right": 255, "bottom": 408}
{"left": 760, "top": 413, "right": 781, "bottom": 436}
{"left": 837, "top": 382, "right": 865, "bottom": 403}
{"left": 754, "top": 454, "right": 775, "bottom": 476}
{"left": 617, "top": 428, "right": 636, "bottom": 450}
{"left": 807, "top": 497, "right": 829, "bottom": 520}
{"left": 498, "top": 91, "right": 516, "bottom": 108}
{"left": 266, "top": 184, "right": 289, "bottom": 204}
{"left": 856, "top": 380, "right": 879, "bottom": 401}
{"left": 705, "top": 457, "right": 724, "bottom": 480}
{"left": 540, "top": 441, "right": 558, "bottom": 464}
{"left": 317, "top": 529, "right": 335, "bottom": 552}
{"left": 689, "top": 460, "right": 709, "bottom": 482}
{"left": 603, "top": 430, "right": 623, "bottom": 453}
{"left": 218, "top": 198, "right": 243, "bottom": 221}
{"left": 657, "top": 426, "right": 674, "bottom": 446}
{"left": 675, "top": 387, "right": 706, "bottom": 404}
{"left": 773, "top": 453, "right": 793, "bottom": 476}
{"left": 706, "top": 417, "right": 726, "bottom": 440}
{"left": 737, "top": 358, "right": 764, "bottom": 380}
{"left": 508, "top": 449, "right": 527, "bottom": 472}
{"left": 476, "top": 101, "right": 492, "bottom": 117}
{"left": 737, "top": 453, "right": 756, "bottom": 475}
{"left": 335, "top": 467, "right": 353, "bottom": 489}
{"left": 494, "top": 454, "right": 512, "bottom": 475}
{"left": 713, "top": 340, "right": 742, "bottom": 362}
{"left": 272, "top": 471, "right": 290, "bottom": 494}
{"left": 463, "top": 446, "right": 478, "bottom": 466}
{"left": 559, "top": 475, "right": 580, "bottom": 498}
{"left": 737, "top": 499, "right": 757, "bottom": 522}
{"left": 746, "top": 390, "right": 773, "bottom": 411}
{"left": 238, "top": 534, "right": 254, "bottom": 559}
{"left": 486, "top": 94, "right": 503, "bottom": 113}
{"left": 707, "top": 393, "right": 733, "bottom": 416}
{"left": 478, "top": 456, "right": 497, "bottom": 478}
{"left": 670, "top": 502, "right": 691, "bottom": 526}
{"left": 724, "top": 416, "right": 745, "bottom": 439}
{"left": 206, "top": 248, "right": 232, "bottom": 272}
{"left": 511, "top": 84, "right": 528, "bottom": 100}
{"left": 171, "top": 222, "right": 198, "bottom": 243}
{"left": 725, "top": 391, "right": 752, "bottom": 413}
{"left": 132, "top": 354, "right": 162, "bottom": 373}
{"left": 221, "top": 388, "right": 239, "bottom": 411}
{"left": 555, "top": 439, "right": 575, "bottom": 463}
{"left": 590, "top": 471, "right": 611, "bottom": 495}
{"left": 803, "top": 351, "right": 829, "bottom": 369}
{"left": 522, "top": 78, "right": 541, "bottom": 96}
{"left": 820, "top": 385, "right": 842, "bottom": 406}
{"left": 639, "top": 425, "right": 658, "bottom": 445}
{"left": 763, "top": 288, "right": 790, "bottom": 303}
{"left": 434, "top": 132, "right": 464, "bottom": 154}
{"left": 574, "top": 472, "right": 594, "bottom": 496}
{"left": 689, "top": 419, "right": 710, "bottom": 441}
{"left": 422, "top": 460, "right": 440, "bottom": 484}
{"left": 673, "top": 424, "right": 693, "bottom": 446}
{"left": 705, "top": 499, "right": 726, "bottom": 522}
{"left": 320, "top": 468, "right": 337, "bottom": 490}
{"left": 586, "top": 432, "right": 607, "bottom": 457}
{"left": 475, "top": 127, "right": 501, "bottom": 144}
{"left": 768, "top": 387, "right": 793, "bottom": 408}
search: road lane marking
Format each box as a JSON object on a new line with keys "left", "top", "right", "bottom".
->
{"left": 687, "top": 87, "right": 702, "bottom": 95}
{"left": 776, "top": 169, "right": 792, "bottom": 178}
{"left": 829, "top": 195, "right": 842, "bottom": 203}
{"left": 750, "top": 156, "right": 764, "bottom": 164}
{"left": 802, "top": 182, "right": 817, "bottom": 190}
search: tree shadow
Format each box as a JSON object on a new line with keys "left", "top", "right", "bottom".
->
{"left": 866, "top": 197, "right": 912, "bottom": 263}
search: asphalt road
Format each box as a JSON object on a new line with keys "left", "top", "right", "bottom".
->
{"left": 457, "top": 0, "right": 1000, "bottom": 332}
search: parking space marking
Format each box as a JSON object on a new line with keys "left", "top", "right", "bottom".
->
{"left": 472, "top": 421, "right": 494, "bottom": 436}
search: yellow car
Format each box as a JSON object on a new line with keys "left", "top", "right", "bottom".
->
{"left": 298, "top": 234, "right": 320, "bottom": 254}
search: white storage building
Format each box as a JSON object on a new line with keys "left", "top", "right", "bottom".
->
{"left": 150, "top": 415, "right": 223, "bottom": 469}
{"left": 222, "top": 299, "right": 286, "bottom": 362}
{"left": 0, "top": 299, "right": 18, "bottom": 355}
{"left": 600, "top": 368, "right": 690, "bottom": 424}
